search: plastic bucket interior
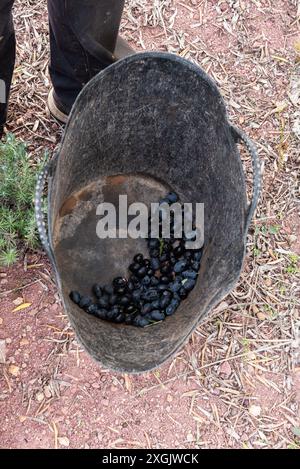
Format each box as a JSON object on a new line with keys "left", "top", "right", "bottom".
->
{"left": 35, "top": 52, "right": 260, "bottom": 373}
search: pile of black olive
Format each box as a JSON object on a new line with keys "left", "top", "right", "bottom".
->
{"left": 69, "top": 192, "right": 202, "bottom": 327}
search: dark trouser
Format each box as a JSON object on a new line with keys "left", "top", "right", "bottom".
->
{"left": 0, "top": 0, "right": 125, "bottom": 127}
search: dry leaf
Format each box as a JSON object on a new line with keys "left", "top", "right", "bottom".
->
{"left": 58, "top": 436, "right": 70, "bottom": 447}
{"left": 0, "top": 339, "right": 6, "bottom": 364}
{"left": 8, "top": 364, "right": 20, "bottom": 376}
{"left": 20, "top": 338, "right": 29, "bottom": 346}
{"left": 12, "top": 303, "right": 32, "bottom": 313}
{"left": 124, "top": 374, "right": 132, "bottom": 393}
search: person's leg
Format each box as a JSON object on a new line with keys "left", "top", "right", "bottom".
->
{"left": 47, "top": 0, "right": 129, "bottom": 120}
{"left": 0, "top": 0, "right": 15, "bottom": 137}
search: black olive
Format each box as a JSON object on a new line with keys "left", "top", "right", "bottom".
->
{"left": 114, "top": 313, "right": 125, "bottom": 323}
{"left": 169, "top": 255, "right": 177, "bottom": 265}
{"left": 79, "top": 296, "right": 92, "bottom": 309}
{"left": 150, "top": 299, "right": 160, "bottom": 309}
{"left": 160, "top": 264, "right": 171, "bottom": 275}
{"left": 165, "top": 299, "right": 179, "bottom": 316}
{"left": 159, "top": 197, "right": 170, "bottom": 206}
{"left": 162, "top": 290, "right": 172, "bottom": 298}
{"left": 132, "top": 289, "right": 142, "bottom": 303}
{"left": 142, "top": 289, "right": 159, "bottom": 301}
{"left": 169, "top": 281, "right": 181, "bottom": 293}
{"left": 150, "top": 249, "right": 159, "bottom": 258}
{"left": 134, "top": 315, "right": 150, "bottom": 327}
{"left": 98, "top": 296, "right": 109, "bottom": 309}
{"left": 148, "top": 239, "right": 159, "bottom": 249}
{"left": 125, "top": 304, "right": 136, "bottom": 315}
{"left": 151, "top": 258, "right": 160, "bottom": 271}
{"left": 166, "top": 192, "right": 178, "bottom": 204}
{"left": 160, "top": 296, "right": 171, "bottom": 309}
{"left": 150, "top": 276, "right": 159, "bottom": 287}
{"left": 174, "top": 260, "right": 187, "bottom": 273}
{"left": 191, "top": 261, "right": 201, "bottom": 271}
{"left": 129, "top": 262, "right": 140, "bottom": 274}
{"left": 183, "top": 279, "right": 196, "bottom": 292}
{"left": 114, "top": 286, "right": 127, "bottom": 295}
{"left": 159, "top": 253, "right": 169, "bottom": 263}
{"left": 94, "top": 308, "right": 107, "bottom": 319}
{"left": 143, "top": 259, "right": 151, "bottom": 268}
{"left": 178, "top": 287, "right": 188, "bottom": 299}
{"left": 134, "top": 253, "right": 144, "bottom": 264}
{"left": 160, "top": 276, "right": 170, "bottom": 284}
{"left": 157, "top": 284, "right": 169, "bottom": 292}
{"left": 125, "top": 316, "right": 133, "bottom": 325}
{"left": 142, "top": 303, "right": 152, "bottom": 315}
{"left": 136, "top": 266, "right": 147, "bottom": 278}
{"left": 70, "top": 291, "right": 81, "bottom": 304}
{"left": 85, "top": 304, "right": 98, "bottom": 315}
{"left": 113, "top": 277, "right": 127, "bottom": 289}
{"left": 130, "top": 275, "right": 139, "bottom": 285}
{"left": 127, "top": 281, "right": 135, "bottom": 292}
{"left": 150, "top": 310, "right": 165, "bottom": 321}
{"left": 184, "top": 250, "right": 193, "bottom": 260}
{"left": 119, "top": 296, "right": 131, "bottom": 307}
{"left": 193, "top": 250, "right": 203, "bottom": 262}
{"left": 182, "top": 270, "right": 198, "bottom": 280}
{"left": 107, "top": 306, "right": 120, "bottom": 320}
{"left": 109, "top": 294, "right": 118, "bottom": 306}
{"left": 92, "top": 284, "right": 102, "bottom": 298}
{"left": 147, "top": 268, "right": 154, "bottom": 277}
{"left": 174, "top": 245, "right": 184, "bottom": 258}
{"left": 103, "top": 284, "right": 114, "bottom": 295}
{"left": 142, "top": 275, "right": 151, "bottom": 286}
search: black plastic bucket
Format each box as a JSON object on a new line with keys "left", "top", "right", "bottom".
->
{"left": 36, "top": 52, "right": 261, "bottom": 373}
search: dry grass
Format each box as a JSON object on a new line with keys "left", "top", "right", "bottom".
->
{"left": 2, "top": 0, "right": 299, "bottom": 449}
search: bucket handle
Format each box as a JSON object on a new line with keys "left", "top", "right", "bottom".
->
{"left": 35, "top": 157, "right": 57, "bottom": 267}
{"left": 230, "top": 125, "right": 261, "bottom": 230}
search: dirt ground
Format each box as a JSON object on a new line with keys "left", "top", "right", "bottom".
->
{"left": 0, "top": 0, "right": 300, "bottom": 449}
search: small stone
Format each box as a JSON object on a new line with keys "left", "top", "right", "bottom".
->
{"left": 186, "top": 433, "right": 193, "bottom": 442}
{"left": 19, "top": 415, "right": 27, "bottom": 423}
{"left": 167, "top": 394, "right": 173, "bottom": 403}
{"left": 13, "top": 297, "right": 23, "bottom": 306}
{"left": 58, "top": 436, "right": 70, "bottom": 447}
{"left": 35, "top": 392, "right": 45, "bottom": 402}
{"left": 252, "top": 305, "right": 259, "bottom": 315}
{"left": 0, "top": 317, "right": 3, "bottom": 325}
{"left": 20, "top": 338, "right": 29, "bottom": 346}
{"left": 6, "top": 338, "right": 12, "bottom": 344}
{"left": 249, "top": 404, "right": 261, "bottom": 417}
{"left": 8, "top": 364, "right": 20, "bottom": 376}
